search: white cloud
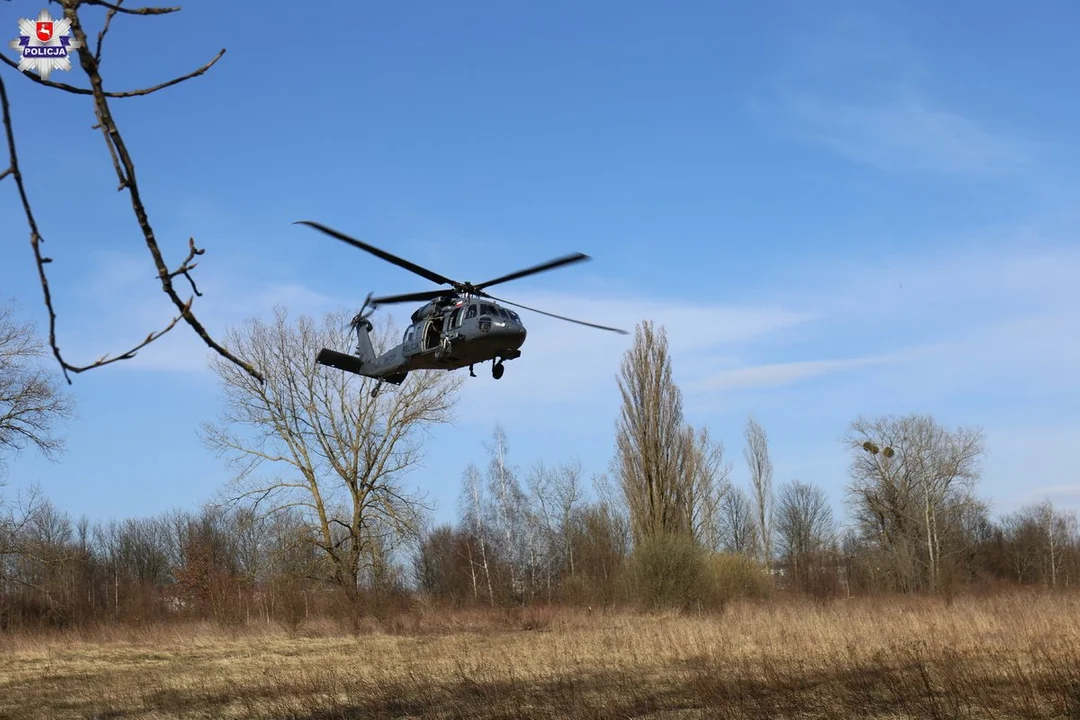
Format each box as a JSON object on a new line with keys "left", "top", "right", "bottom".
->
{"left": 785, "top": 90, "right": 1034, "bottom": 176}
{"left": 691, "top": 353, "right": 901, "bottom": 393}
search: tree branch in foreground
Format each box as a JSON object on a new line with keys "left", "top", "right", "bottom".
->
{"left": 0, "top": 0, "right": 261, "bottom": 384}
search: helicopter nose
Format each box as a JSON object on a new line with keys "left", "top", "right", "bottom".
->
{"left": 488, "top": 317, "right": 526, "bottom": 346}
{"left": 501, "top": 320, "right": 526, "bottom": 341}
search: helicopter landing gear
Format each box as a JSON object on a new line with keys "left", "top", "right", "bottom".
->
{"left": 492, "top": 361, "right": 505, "bottom": 380}
{"left": 370, "top": 380, "right": 383, "bottom": 398}
{"left": 469, "top": 364, "right": 476, "bottom": 377}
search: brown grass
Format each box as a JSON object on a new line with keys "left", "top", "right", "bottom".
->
{"left": 2, "top": 591, "right": 1080, "bottom": 719}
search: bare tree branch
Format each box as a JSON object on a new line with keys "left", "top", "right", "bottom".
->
{"left": 93, "top": 0, "right": 121, "bottom": 63}
{"left": 0, "top": 48, "right": 226, "bottom": 98}
{"left": 0, "top": 0, "right": 259, "bottom": 383}
{"left": 83, "top": 0, "right": 180, "bottom": 16}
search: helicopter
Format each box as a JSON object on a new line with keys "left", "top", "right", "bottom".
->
{"left": 295, "top": 221, "right": 628, "bottom": 397}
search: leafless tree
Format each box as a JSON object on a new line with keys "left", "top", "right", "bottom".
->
{"left": 680, "top": 425, "right": 731, "bottom": 551}
{"left": 482, "top": 425, "right": 531, "bottom": 597}
{"left": 0, "top": 301, "right": 74, "bottom": 473}
{"left": 774, "top": 479, "right": 835, "bottom": 588}
{"left": 458, "top": 462, "right": 495, "bottom": 605}
{"left": 1, "top": 1, "right": 260, "bottom": 384}
{"left": 551, "top": 460, "right": 585, "bottom": 575}
{"left": 200, "top": 306, "right": 461, "bottom": 608}
{"left": 613, "top": 321, "right": 691, "bottom": 543}
{"left": 527, "top": 458, "right": 585, "bottom": 588}
{"left": 1002, "top": 500, "right": 1079, "bottom": 589}
{"left": 743, "top": 416, "right": 773, "bottom": 568}
{"left": 845, "top": 413, "right": 984, "bottom": 593}
{"left": 718, "top": 484, "right": 759, "bottom": 557}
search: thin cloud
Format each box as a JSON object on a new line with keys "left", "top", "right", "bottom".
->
{"left": 784, "top": 90, "right": 1035, "bottom": 176}
{"left": 760, "top": 14, "right": 1038, "bottom": 177}
{"left": 691, "top": 354, "right": 900, "bottom": 393}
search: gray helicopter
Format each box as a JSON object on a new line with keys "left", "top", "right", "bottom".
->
{"left": 295, "top": 221, "right": 628, "bottom": 397}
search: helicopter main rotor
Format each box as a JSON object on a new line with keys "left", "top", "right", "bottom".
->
{"left": 294, "top": 220, "right": 627, "bottom": 334}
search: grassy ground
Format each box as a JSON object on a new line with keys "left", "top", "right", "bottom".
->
{"left": 2, "top": 592, "right": 1080, "bottom": 719}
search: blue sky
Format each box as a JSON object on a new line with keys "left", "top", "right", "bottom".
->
{"left": 2, "top": 0, "right": 1078, "bottom": 528}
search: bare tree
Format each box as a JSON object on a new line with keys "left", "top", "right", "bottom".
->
{"left": 613, "top": 321, "right": 690, "bottom": 543}
{"left": 774, "top": 479, "right": 835, "bottom": 588}
{"left": 743, "top": 416, "right": 773, "bottom": 568}
{"left": 845, "top": 413, "right": 984, "bottom": 593}
{"left": 0, "top": 301, "right": 74, "bottom": 472}
{"left": 528, "top": 458, "right": 585, "bottom": 585}
{"left": 458, "top": 462, "right": 495, "bottom": 605}
{"left": 681, "top": 425, "right": 731, "bottom": 551}
{"left": 482, "top": 425, "right": 530, "bottom": 597}
{"left": 200, "top": 307, "right": 461, "bottom": 609}
{"left": 1, "top": 1, "right": 260, "bottom": 383}
{"left": 1002, "top": 500, "right": 1079, "bottom": 589}
{"left": 718, "top": 484, "right": 758, "bottom": 557}
{"left": 551, "top": 460, "right": 585, "bottom": 576}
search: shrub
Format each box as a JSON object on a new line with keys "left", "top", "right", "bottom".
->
{"left": 628, "top": 533, "right": 707, "bottom": 611}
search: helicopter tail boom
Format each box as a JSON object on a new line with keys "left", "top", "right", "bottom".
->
{"left": 315, "top": 348, "right": 367, "bottom": 375}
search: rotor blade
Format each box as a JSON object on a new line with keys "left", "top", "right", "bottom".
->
{"left": 370, "top": 289, "right": 449, "bottom": 306}
{"left": 476, "top": 253, "right": 590, "bottom": 290}
{"left": 294, "top": 221, "right": 456, "bottom": 287}
{"left": 484, "top": 294, "right": 628, "bottom": 334}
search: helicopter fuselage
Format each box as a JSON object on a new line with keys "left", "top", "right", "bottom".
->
{"left": 315, "top": 296, "right": 526, "bottom": 386}
{"left": 399, "top": 296, "right": 526, "bottom": 370}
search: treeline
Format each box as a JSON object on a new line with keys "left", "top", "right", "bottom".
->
{"left": 1, "top": 422, "right": 1078, "bottom": 632}
{"left": 2, "top": 309, "right": 1079, "bottom": 632}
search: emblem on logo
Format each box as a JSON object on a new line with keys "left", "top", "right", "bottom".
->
{"left": 8, "top": 9, "right": 82, "bottom": 80}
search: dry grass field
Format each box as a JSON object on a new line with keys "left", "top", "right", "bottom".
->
{"left": 3, "top": 592, "right": 1080, "bottom": 719}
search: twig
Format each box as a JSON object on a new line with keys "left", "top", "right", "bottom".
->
{"left": 0, "top": 48, "right": 226, "bottom": 98}
{"left": 94, "top": 0, "right": 122, "bottom": 64}
{"left": 160, "top": 237, "right": 205, "bottom": 297}
{"left": 84, "top": 0, "right": 180, "bottom": 15}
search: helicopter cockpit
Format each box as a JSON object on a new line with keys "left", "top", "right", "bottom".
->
{"left": 463, "top": 302, "right": 521, "bottom": 324}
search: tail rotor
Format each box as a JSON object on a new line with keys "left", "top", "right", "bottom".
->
{"left": 348, "top": 293, "right": 376, "bottom": 331}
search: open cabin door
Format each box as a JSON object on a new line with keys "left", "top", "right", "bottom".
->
{"left": 421, "top": 317, "right": 443, "bottom": 352}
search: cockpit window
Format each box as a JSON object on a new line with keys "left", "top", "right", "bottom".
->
{"left": 497, "top": 307, "right": 509, "bottom": 319}
{"left": 507, "top": 310, "right": 520, "bottom": 322}
{"left": 403, "top": 326, "right": 413, "bottom": 341}
{"left": 466, "top": 304, "right": 477, "bottom": 319}
{"left": 480, "top": 304, "right": 496, "bottom": 316}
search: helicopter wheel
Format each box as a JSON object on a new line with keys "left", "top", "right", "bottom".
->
{"left": 492, "top": 361, "right": 505, "bottom": 380}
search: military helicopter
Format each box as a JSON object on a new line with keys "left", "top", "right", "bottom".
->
{"left": 295, "top": 221, "right": 628, "bottom": 396}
